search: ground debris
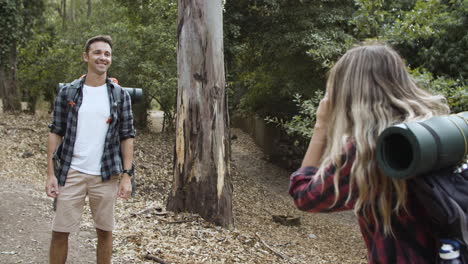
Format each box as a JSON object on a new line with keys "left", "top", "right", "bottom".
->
{"left": 272, "top": 215, "right": 301, "bottom": 226}
{"left": 0, "top": 112, "right": 367, "bottom": 264}
{"left": 144, "top": 254, "right": 168, "bottom": 263}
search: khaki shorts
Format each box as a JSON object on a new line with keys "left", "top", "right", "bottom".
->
{"left": 52, "top": 169, "right": 119, "bottom": 232}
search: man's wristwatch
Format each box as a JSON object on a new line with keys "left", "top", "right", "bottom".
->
{"left": 122, "top": 165, "right": 134, "bottom": 177}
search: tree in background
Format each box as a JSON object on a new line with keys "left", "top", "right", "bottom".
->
{"left": 18, "top": 0, "right": 123, "bottom": 113}
{"left": 0, "top": 0, "right": 20, "bottom": 111}
{"left": 225, "top": 0, "right": 466, "bottom": 121}
{"left": 115, "top": 0, "right": 177, "bottom": 131}
{"left": 224, "top": 0, "right": 356, "bottom": 119}
{"left": 352, "top": 0, "right": 467, "bottom": 112}
{"left": 353, "top": 0, "right": 468, "bottom": 79}
{"left": 17, "top": 0, "right": 178, "bottom": 131}
{"left": 229, "top": 0, "right": 466, "bottom": 169}
{"left": 167, "top": 0, "right": 233, "bottom": 227}
{"left": 8, "top": 0, "right": 466, "bottom": 170}
{"left": 0, "top": 0, "right": 45, "bottom": 112}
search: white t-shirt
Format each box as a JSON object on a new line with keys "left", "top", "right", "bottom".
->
{"left": 70, "top": 84, "right": 110, "bottom": 175}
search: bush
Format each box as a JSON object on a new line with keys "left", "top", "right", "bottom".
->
{"left": 410, "top": 68, "right": 468, "bottom": 113}
{"left": 268, "top": 69, "right": 466, "bottom": 168}
{"left": 265, "top": 90, "right": 323, "bottom": 142}
{"left": 265, "top": 90, "right": 324, "bottom": 169}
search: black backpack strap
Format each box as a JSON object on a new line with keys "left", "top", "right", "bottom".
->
{"left": 109, "top": 80, "right": 123, "bottom": 118}
{"left": 66, "top": 78, "right": 83, "bottom": 101}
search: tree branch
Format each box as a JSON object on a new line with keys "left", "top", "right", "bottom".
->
{"left": 255, "top": 233, "right": 291, "bottom": 263}
{"left": 144, "top": 254, "right": 168, "bottom": 264}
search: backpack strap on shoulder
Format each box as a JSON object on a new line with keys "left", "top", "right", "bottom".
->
{"left": 66, "top": 78, "right": 84, "bottom": 102}
{"left": 110, "top": 81, "right": 122, "bottom": 105}
{"left": 109, "top": 79, "right": 123, "bottom": 118}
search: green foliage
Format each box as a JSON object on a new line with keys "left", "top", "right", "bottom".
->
{"left": 410, "top": 68, "right": 468, "bottom": 113}
{"left": 16, "top": 0, "right": 177, "bottom": 127}
{"left": 352, "top": 0, "right": 416, "bottom": 39}
{"left": 264, "top": 89, "right": 323, "bottom": 164}
{"left": 353, "top": 0, "right": 468, "bottom": 79}
{"left": 265, "top": 0, "right": 467, "bottom": 146}
{"left": 225, "top": 0, "right": 356, "bottom": 119}
{"left": 227, "top": 0, "right": 466, "bottom": 123}
{"left": 18, "top": 0, "right": 122, "bottom": 111}
{"left": 265, "top": 90, "right": 323, "bottom": 141}
{"left": 115, "top": 0, "right": 177, "bottom": 130}
{"left": 0, "top": 0, "right": 45, "bottom": 66}
{"left": 12, "top": 0, "right": 465, "bottom": 131}
{"left": 0, "top": 0, "right": 20, "bottom": 66}
{"left": 0, "top": 0, "right": 45, "bottom": 112}
{"left": 18, "top": 32, "right": 78, "bottom": 111}
{"left": 277, "top": 68, "right": 466, "bottom": 148}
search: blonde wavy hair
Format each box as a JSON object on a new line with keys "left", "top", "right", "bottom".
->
{"left": 317, "top": 44, "right": 450, "bottom": 235}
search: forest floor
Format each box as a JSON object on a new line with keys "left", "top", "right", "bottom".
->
{"left": 0, "top": 110, "right": 366, "bottom": 264}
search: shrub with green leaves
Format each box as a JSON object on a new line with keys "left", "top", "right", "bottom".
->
{"left": 272, "top": 68, "right": 466, "bottom": 144}
{"left": 266, "top": 90, "right": 323, "bottom": 140}
{"left": 410, "top": 68, "right": 467, "bottom": 113}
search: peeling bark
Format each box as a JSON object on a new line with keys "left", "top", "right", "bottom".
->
{"left": 167, "top": 0, "right": 233, "bottom": 227}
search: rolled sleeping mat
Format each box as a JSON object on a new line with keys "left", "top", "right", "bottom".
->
{"left": 376, "top": 111, "right": 468, "bottom": 179}
{"left": 56, "top": 83, "right": 143, "bottom": 103}
{"left": 121, "top": 87, "right": 143, "bottom": 103}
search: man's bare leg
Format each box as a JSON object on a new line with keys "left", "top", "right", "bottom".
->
{"left": 49, "top": 231, "right": 69, "bottom": 264}
{"left": 96, "top": 228, "right": 113, "bottom": 264}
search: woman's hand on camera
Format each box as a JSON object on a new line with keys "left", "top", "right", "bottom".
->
{"left": 301, "top": 94, "right": 330, "bottom": 167}
{"left": 314, "top": 94, "right": 330, "bottom": 130}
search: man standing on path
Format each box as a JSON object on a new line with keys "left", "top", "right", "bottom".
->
{"left": 45, "top": 35, "right": 135, "bottom": 264}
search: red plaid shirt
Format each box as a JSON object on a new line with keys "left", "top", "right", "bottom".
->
{"left": 289, "top": 142, "right": 438, "bottom": 263}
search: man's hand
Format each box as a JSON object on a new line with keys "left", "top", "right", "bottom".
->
{"left": 118, "top": 174, "right": 132, "bottom": 199}
{"left": 45, "top": 176, "right": 59, "bottom": 198}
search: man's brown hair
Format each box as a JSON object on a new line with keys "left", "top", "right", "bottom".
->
{"left": 84, "top": 35, "right": 113, "bottom": 54}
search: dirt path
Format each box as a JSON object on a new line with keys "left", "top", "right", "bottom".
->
{"left": 0, "top": 179, "right": 95, "bottom": 264}
{"left": 0, "top": 113, "right": 96, "bottom": 264}
{"left": 230, "top": 129, "right": 365, "bottom": 263}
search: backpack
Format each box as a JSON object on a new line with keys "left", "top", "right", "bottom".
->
{"left": 53, "top": 77, "right": 136, "bottom": 199}
{"left": 412, "top": 163, "right": 468, "bottom": 263}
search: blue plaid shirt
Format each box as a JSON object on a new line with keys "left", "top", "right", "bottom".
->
{"left": 49, "top": 77, "right": 135, "bottom": 186}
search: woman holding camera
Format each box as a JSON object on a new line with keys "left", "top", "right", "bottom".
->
{"left": 289, "top": 44, "right": 449, "bottom": 263}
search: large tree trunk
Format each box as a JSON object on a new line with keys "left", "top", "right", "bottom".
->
{"left": 2, "top": 40, "right": 21, "bottom": 112}
{"left": 167, "top": 0, "right": 233, "bottom": 227}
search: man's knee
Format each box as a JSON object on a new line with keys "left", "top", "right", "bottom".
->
{"left": 51, "top": 231, "right": 69, "bottom": 242}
